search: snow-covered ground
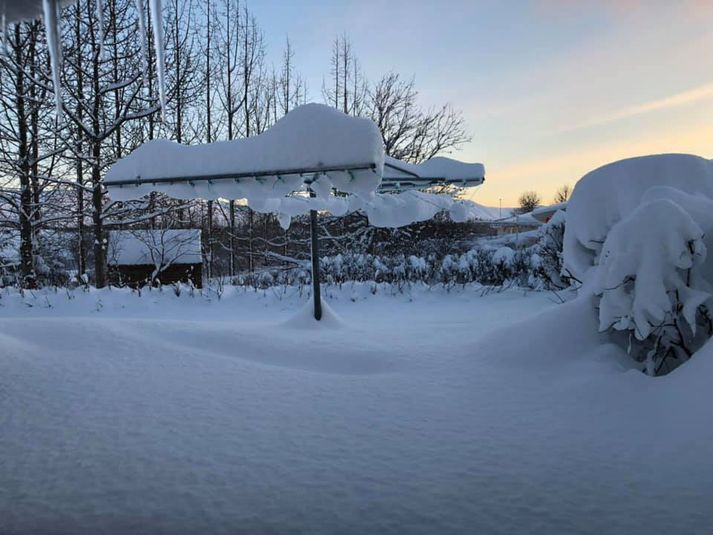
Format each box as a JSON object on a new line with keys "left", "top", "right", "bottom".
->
{"left": 1, "top": 284, "right": 712, "bottom": 534}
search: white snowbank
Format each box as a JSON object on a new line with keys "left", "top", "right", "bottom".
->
{"left": 564, "top": 153, "right": 713, "bottom": 281}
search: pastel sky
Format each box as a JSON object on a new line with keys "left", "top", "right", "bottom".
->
{"left": 250, "top": 0, "right": 713, "bottom": 206}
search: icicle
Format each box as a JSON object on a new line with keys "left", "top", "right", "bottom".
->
{"left": 134, "top": 0, "right": 149, "bottom": 88}
{"left": 42, "top": 0, "right": 64, "bottom": 120}
{"left": 148, "top": 0, "right": 166, "bottom": 120}
{"left": 2, "top": 9, "right": 8, "bottom": 56}
{"left": 95, "top": 0, "right": 105, "bottom": 57}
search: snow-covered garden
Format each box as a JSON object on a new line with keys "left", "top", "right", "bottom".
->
{"left": 2, "top": 0, "right": 713, "bottom": 533}
{"left": 2, "top": 282, "right": 713, "bottom": 534}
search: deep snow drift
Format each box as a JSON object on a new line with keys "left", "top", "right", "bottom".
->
{"left": 1, "top": 285, "right": 712, "bottom": 534}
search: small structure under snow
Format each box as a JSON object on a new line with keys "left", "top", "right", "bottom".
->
{"left": 531, "top": 201, "right": 567, "bottom": 224}
{"left": 107, "top": 229, "right": 203, "bottom": 288}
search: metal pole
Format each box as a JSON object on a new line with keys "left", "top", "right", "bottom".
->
{"left": 309, "top": 188, "right": 322, "bottom": 321}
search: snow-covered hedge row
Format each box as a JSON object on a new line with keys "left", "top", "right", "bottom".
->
{"left": 564, "top": 154, "right": 713, "bottom": 375}
{"left": 229, "top": 241, "right": 554, "bottom": 291}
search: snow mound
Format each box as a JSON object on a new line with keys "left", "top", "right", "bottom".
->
{"left": 283, "top": 298, "right": 344, "bottom": 329}
{"left": 476, "top": 296, "right": 628, "bottom": 372}
{"left": 561, "top": 153, "right": 713, "bottom": 374}
{"left": 564, "top": 153, "right": 713, "bottom": 281}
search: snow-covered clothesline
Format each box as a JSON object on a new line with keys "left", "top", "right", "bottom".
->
{"left": 104, "top": 104, "right": 485, "bottom": 229}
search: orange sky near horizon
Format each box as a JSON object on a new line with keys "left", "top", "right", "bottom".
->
{"left": 470, "top": 119, "right": 713, "bottom": 207}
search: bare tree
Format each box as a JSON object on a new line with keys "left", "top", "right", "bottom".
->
{"left": 368, "top": 72, "right": 470, "bottom": 163}
{"left": 60, "top": 0, "right": 159, "bottom": 287}
{"left": 0, "top": 25, "right": 41, "bottom": 286}
{"left": 0, "top": 21, "right": 63, "bottom": 287}
{"left": 554, "top": 184, "right": 571, "bottom": 204}
{"left": 516, "top": 191, "right": 541, "bottom": 215}
{"left": 322, "top": 34, "right": 366, "bottom": 116}
{"left": 278, "top": 37, "right": 305, "bottom": 115}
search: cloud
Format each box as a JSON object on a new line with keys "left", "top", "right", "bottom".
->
{"left": 561, "top": 82, "right": 713, "bottom": 132}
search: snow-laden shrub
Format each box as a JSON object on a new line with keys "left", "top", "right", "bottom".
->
{"left": 225, "top": 246, "right": 544, "bottom": 292}
{"left": 563, "top": 154, "right": 713, "bottom": 375}
{"left": 530, "top": 210, "right": 570, "bottom": 290}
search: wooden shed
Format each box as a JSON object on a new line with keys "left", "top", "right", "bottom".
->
{"left": 108, "top": 229, "right": 203, "bottom": 288}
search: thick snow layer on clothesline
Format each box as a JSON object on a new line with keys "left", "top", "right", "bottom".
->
{"left": 106, "top": 104, "right": 385, "bottom": 203}
{"left": 106, "top": 103, "right": 488, "bottom": 229}
{"left": 384, "top": 155, "right": 484, "bottom": 183}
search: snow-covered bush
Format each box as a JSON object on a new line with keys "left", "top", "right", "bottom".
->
{"left": 594, "top": 196, "right": 713, "bottom": 374}
{"left": 0, "top": 230, "right": 76, "bottom": 288}
{"left": 563, "top": 154, "right": 713, "bottom": 375}
{"left": 225, "top": 245, "right": 543, "bottom": 292}
{"left": 530, "top": 210, "right": 570, "bottom": 290}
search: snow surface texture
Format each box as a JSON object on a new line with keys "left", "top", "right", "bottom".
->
{"left": 107, "top": 229, "right": 202, "bottom": 266}
{"left": 1, "top": 285, "right": 712, "bottom": 533}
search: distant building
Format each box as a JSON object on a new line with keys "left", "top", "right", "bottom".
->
{"left": 530, "top": 201, "right": 567, "bottom": 224}
{"left": 108, "top": 229, "right": 203, "bottom": 288}
{"left": 489, "top": 212, "right": 542, "bottom": 237}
